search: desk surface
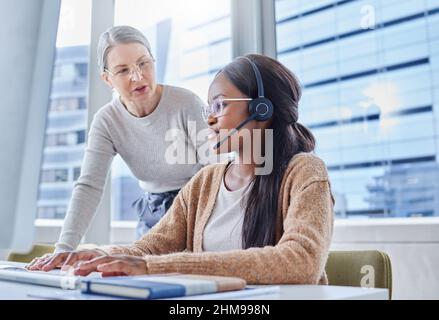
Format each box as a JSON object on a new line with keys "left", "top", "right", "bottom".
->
{"left": 0, "top": 261, "right": 388, "bottom": 300}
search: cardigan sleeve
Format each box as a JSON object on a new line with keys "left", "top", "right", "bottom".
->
{"left": 140, "top": 179, "right": 334, "bottom": 284}
{"left": 97, "top": 163, "right": 223, "bottom": 257}
{"left": 98, "top": 188, "right": 189, "bottom": 256}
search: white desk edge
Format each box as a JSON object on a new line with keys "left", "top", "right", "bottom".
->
{"left": 0, "top": 261, "right": 389, "bottom": 300}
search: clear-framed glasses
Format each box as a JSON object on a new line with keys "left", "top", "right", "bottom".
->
{"left": 202, "top": 97, "right": 252, "bottom": 121}
{"left": 104, "top": 58, "right": 155, "bottom": 80}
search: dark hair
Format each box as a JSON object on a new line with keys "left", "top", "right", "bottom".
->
{"left": 219, "top": 54, "right": 316, "bottom": 249}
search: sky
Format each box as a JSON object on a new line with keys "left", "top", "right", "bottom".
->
{"left": 56, "top": 0, "right": 230, "bottom": 47}
{"left": 56, "top": 0, "right": 91, "bottom": 47}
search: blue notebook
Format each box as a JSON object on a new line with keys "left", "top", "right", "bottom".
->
{"left": 81, "top": 274, "right": 246, "bottom": 299}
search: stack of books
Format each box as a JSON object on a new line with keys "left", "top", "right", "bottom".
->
{"left": 0, "top": 264, "right": 280, "bottom": 299}
{"left": 81, "top": 274, "right": 247, "bottom": 299}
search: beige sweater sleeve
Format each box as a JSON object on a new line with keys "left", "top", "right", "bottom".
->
{"left": 99, "top": 189, "right": 189, "bottom": 256}
{"left": 140, "top": 179, "right": 334, "bottom": 285}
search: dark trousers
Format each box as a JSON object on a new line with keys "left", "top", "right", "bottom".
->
{"left": 132, "top": 189, "right": 180, "bottom": 239}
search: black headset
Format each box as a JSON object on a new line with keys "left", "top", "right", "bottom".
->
{"left": 214, "top": 56, "right": 274, "bottom": 149}
{"left": 242, "top": 56, "right": 274, "bottom": 121}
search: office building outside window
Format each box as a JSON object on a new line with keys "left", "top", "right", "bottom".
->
{"left": 275, "top": 0, "right": 439, "bottom": 218}
{"left": 37, "top": 0, "right": 91, "bottom": 220}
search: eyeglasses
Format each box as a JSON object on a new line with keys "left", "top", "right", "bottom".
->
{"left": 104, "top": 58, "right": 155, "bottom": 80}
{"left": 202, "top": 97, "right": 252, "bottom": 121}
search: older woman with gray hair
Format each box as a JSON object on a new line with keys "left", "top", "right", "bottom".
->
{"left": 27, "top": 25, "right": 208, "bottom": 268}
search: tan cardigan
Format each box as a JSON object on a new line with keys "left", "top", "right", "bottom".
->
{"left": 101, "top": 153, "right": 335, "bottom": 285}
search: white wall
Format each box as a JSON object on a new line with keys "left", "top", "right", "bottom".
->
{"left": 0, "top": 0, "right": 60, "bottom": 253}
{"left": 331, "top": 217, "right": 439, "bottom": 300}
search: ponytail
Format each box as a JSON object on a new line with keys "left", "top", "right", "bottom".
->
{"left": 292, "top": 122, "right": 315, "bottom": 153}
{"left": 220, "top": 54, "right": 317, "bottom": 249}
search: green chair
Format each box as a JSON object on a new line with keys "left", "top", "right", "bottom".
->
{"left": 325, "top": 250, "right": 393, "bottom": 299}
{"left": 7, "top": 243, "right": 55, "bottom": 263}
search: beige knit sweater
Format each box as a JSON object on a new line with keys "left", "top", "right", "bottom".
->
{"left": 100, "top": 153, "right": 335, "bottom": 285}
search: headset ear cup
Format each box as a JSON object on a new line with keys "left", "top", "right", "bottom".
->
{"left": 249, "top": 98, "right": 274, "bottom": 121}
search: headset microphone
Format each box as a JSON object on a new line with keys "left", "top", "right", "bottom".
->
{"left": 213, "top": 56, "right": 274, "bottom": 150}
{"left": 213, "top": 113, "right": 258, "bottom": 150}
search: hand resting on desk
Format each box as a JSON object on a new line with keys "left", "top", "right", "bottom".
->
{"left": 25, "top": 249, "right": 106, "bottom": 272}
{"left": 26, "top": 250, "right": 147, "bottom": 278}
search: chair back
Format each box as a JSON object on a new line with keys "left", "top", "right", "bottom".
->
{"left": 325, "top": 250, "right": 393, "bottom": 299}
{"left": 7, "top": 244, "right": 55, "bottom": 263}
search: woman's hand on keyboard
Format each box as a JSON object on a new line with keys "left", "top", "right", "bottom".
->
{"left": 25, "top": 249, "right": 107, "bottom": 272}
{"left": 73, "top": 254, "right": 147, "bottom": 277}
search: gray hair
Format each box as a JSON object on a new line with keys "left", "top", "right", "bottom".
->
{"left": 97, "top": 25, "right": 152, "bottom": 73}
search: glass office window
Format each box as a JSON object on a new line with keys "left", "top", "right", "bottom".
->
{"left": 275, "top": 0, "right": 439, "bottom": 218}
{"left": 40, "top": 169, "right": 69, "bottom": 183}
{"left": 111, "top": 0, "right": 232, "bottom": 221}
{"left": 73, "top": 167, "right": 81, "bottom": 181}
{"left": 37, "top": 0, "right": 91, "bottom": 219}
{"left": 37, "top": 206, "right": 68, "bottom": 220}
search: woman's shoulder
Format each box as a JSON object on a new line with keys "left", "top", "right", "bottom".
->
{"left": 163, "top": 85, "right": 205, "bottom": 107}
{"left": 92, "top": 98, "right": 119, "bottom": 122}
{"left": 192, "top": 160, "right": 229, "bottom": 183}
{"left": 164, "top": 84, "right": 200, "bottom": 98}
{"left": 283, "top": 153, "right": 330, "bottom": 189}
{"left": 181, "top": 160, "right": 229, "bottom": 194}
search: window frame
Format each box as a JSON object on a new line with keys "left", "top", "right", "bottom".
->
{"left": 35, "top": 0, "right": 114, "bottom": 245}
